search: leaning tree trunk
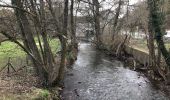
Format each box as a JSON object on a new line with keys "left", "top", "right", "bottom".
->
{"left": 11, "top": 0, "right": 48, "bottom": 85}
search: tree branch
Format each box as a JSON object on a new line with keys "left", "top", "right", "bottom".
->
{"left": 0, "top": 31, "right": 42, "bottom": 65}
{"left": 0, "top": 4, "right": 36, "bottom": 17}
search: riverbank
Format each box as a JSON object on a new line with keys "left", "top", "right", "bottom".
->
{"left": 0, "top": 70, "right": 60, "bottom": 100}
{"left": 0, "top": 39, "right": 61, "bottom": 100}
{"left": 119, "top": 45, "right": 170, "bottom": 97}
{"left": 61, "top": 42, "right": 169, "bottom": 100}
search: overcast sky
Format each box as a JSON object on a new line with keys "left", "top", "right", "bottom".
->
{"left": 0, "top": 0, "right": 139, "bottom": 5}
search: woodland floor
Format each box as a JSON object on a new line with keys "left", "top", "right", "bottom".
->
{"left": 0, "top": 69, "right": 49, "bottom": 100}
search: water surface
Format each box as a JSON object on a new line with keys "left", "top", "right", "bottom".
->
{"left": 61, "top": 42, "right": 169, "bottom": 100}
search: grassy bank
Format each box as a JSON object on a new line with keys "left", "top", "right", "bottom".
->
{"left": 0, "top": 83, "right": 61, "bottom": 100}
{"left": 130, "top": 39, "right": 170, "bottom": 53}
{"left": 0, "top": 38, "right": 60, "bottom": 68}
{"left": 0, "top": 37, "right": 61, "bottom": 100}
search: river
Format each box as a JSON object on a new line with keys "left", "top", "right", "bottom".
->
{"left": 61, "top": 42, "right": 169, "bottom": 100}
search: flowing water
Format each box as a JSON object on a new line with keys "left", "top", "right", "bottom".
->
{"left": 61, "top": 42, "right": 169, "bottom": 100}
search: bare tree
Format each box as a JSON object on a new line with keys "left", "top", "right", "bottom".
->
{"left": 0, "top": 0, "right": 71, "bottom": 86}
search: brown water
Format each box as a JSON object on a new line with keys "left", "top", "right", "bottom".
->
{"left": 61, "top": 42, "right": 169, "bottom": 100}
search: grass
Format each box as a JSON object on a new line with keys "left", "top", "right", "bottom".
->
{"left": 0, "top": 41, "right": 26, "bottom": 59}
{"left": 165, "top": 43, "right": 170, "bottom": 50}
{"left": 130, "top": 39, "right": 170, "bottom": 53}
{"left": 0, "top": 37, "right": 60, "bottom": 69}
{"left": 31, "top": 88, "right": 51, "bottom": 100}
{"left": 0, "top": 88, "right": 53, "bottom": 100}
{"left": 0, "top": 37, "right": 61, "bottom": 100}
{"left": 0, "top": 41, "right": 26, "bottom": 68}
{"left": 49, "top": 38, "right": 61, "bottom": 54}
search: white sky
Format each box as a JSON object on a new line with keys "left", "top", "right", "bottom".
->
{"left": 0, "top": 0, "right": 140, "bottom": 17}
{"left": 129, "top": 0, "right": 139, "bottom": 5}
{"left": 0, "top": 0, "right": 139, "bottom": 5}
{"left": 0, "top": 0, "right": 140, "bottom": 16}
{"left": 101, "top": 0, "right": 140, "bottom": 9}
{"left": 0, "top": 0, "right": 11, "bottom": 4}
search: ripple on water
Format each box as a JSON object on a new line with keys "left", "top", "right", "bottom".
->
{"left": 62, "top": 43, "right": 169, "bottom": 100}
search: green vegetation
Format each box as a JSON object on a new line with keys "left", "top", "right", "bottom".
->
{"left": 49, "top": 38, "right": 61, "bottom": 54}
{"left": 0, "top": 37, "right": 61, "bottom": 100}
{"left": 0, "top": 38, "right": 60, "bottom": 69}
{"left": 31, "top": 88, "right": 51, "bottom": 100}
{"left": 0, "top": 41, "right": 26, "bottom": 59}
{"left": 165, "top": 43, "right": 170, "bottom": 50}
{"left": 130, "top": 39, "right": 170, "bottom": 53}
{"left": 0, "top": 41, "right": 26, "bottom": 68}
{"left": 0, "top": 88, "right": 53, "bottom": 100}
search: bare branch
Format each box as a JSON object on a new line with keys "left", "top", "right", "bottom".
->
{"left": 0, "top": 4, "right": 36, "bottom": 17}
{"left": 0, "top": 31, "right": 42, "bottom": 65}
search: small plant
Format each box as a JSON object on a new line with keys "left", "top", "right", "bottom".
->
{"left": 40, "top": 89, "right": 50, "bottom": 98}
{"left": 32, "top": 89, "right": 51, "bottom": 100}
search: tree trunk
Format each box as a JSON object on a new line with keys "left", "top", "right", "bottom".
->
{"left": 148, "top": 24, "right": 156, "bottom": 70}
{"left": 157, "top": 47, "right": 161, "bottom": 67}
{"left": 57, "top": 0, "right": 69, "bottom": 85}
{"left": 92, "top": 0, "right": 101, "bottom": 48}
{"left": 11, "top": 0, "right": 48, "bottom": 85}
{"left": 148, "top": 0, "right": 170, "bottom": 83}
{"left": 69, "top": 0, "right": 78, "bottom": 65}
{"left": 70, "top": 0, "right": 77, "bottom": 46}
{"left": 39, "top": 0, "right": 57, "bottom": 85}
{"left": 112, "top": 0, "right": 122, "bottom": 38}
{"left": 148, "top": 0, "right": 170, "bottom": 66}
